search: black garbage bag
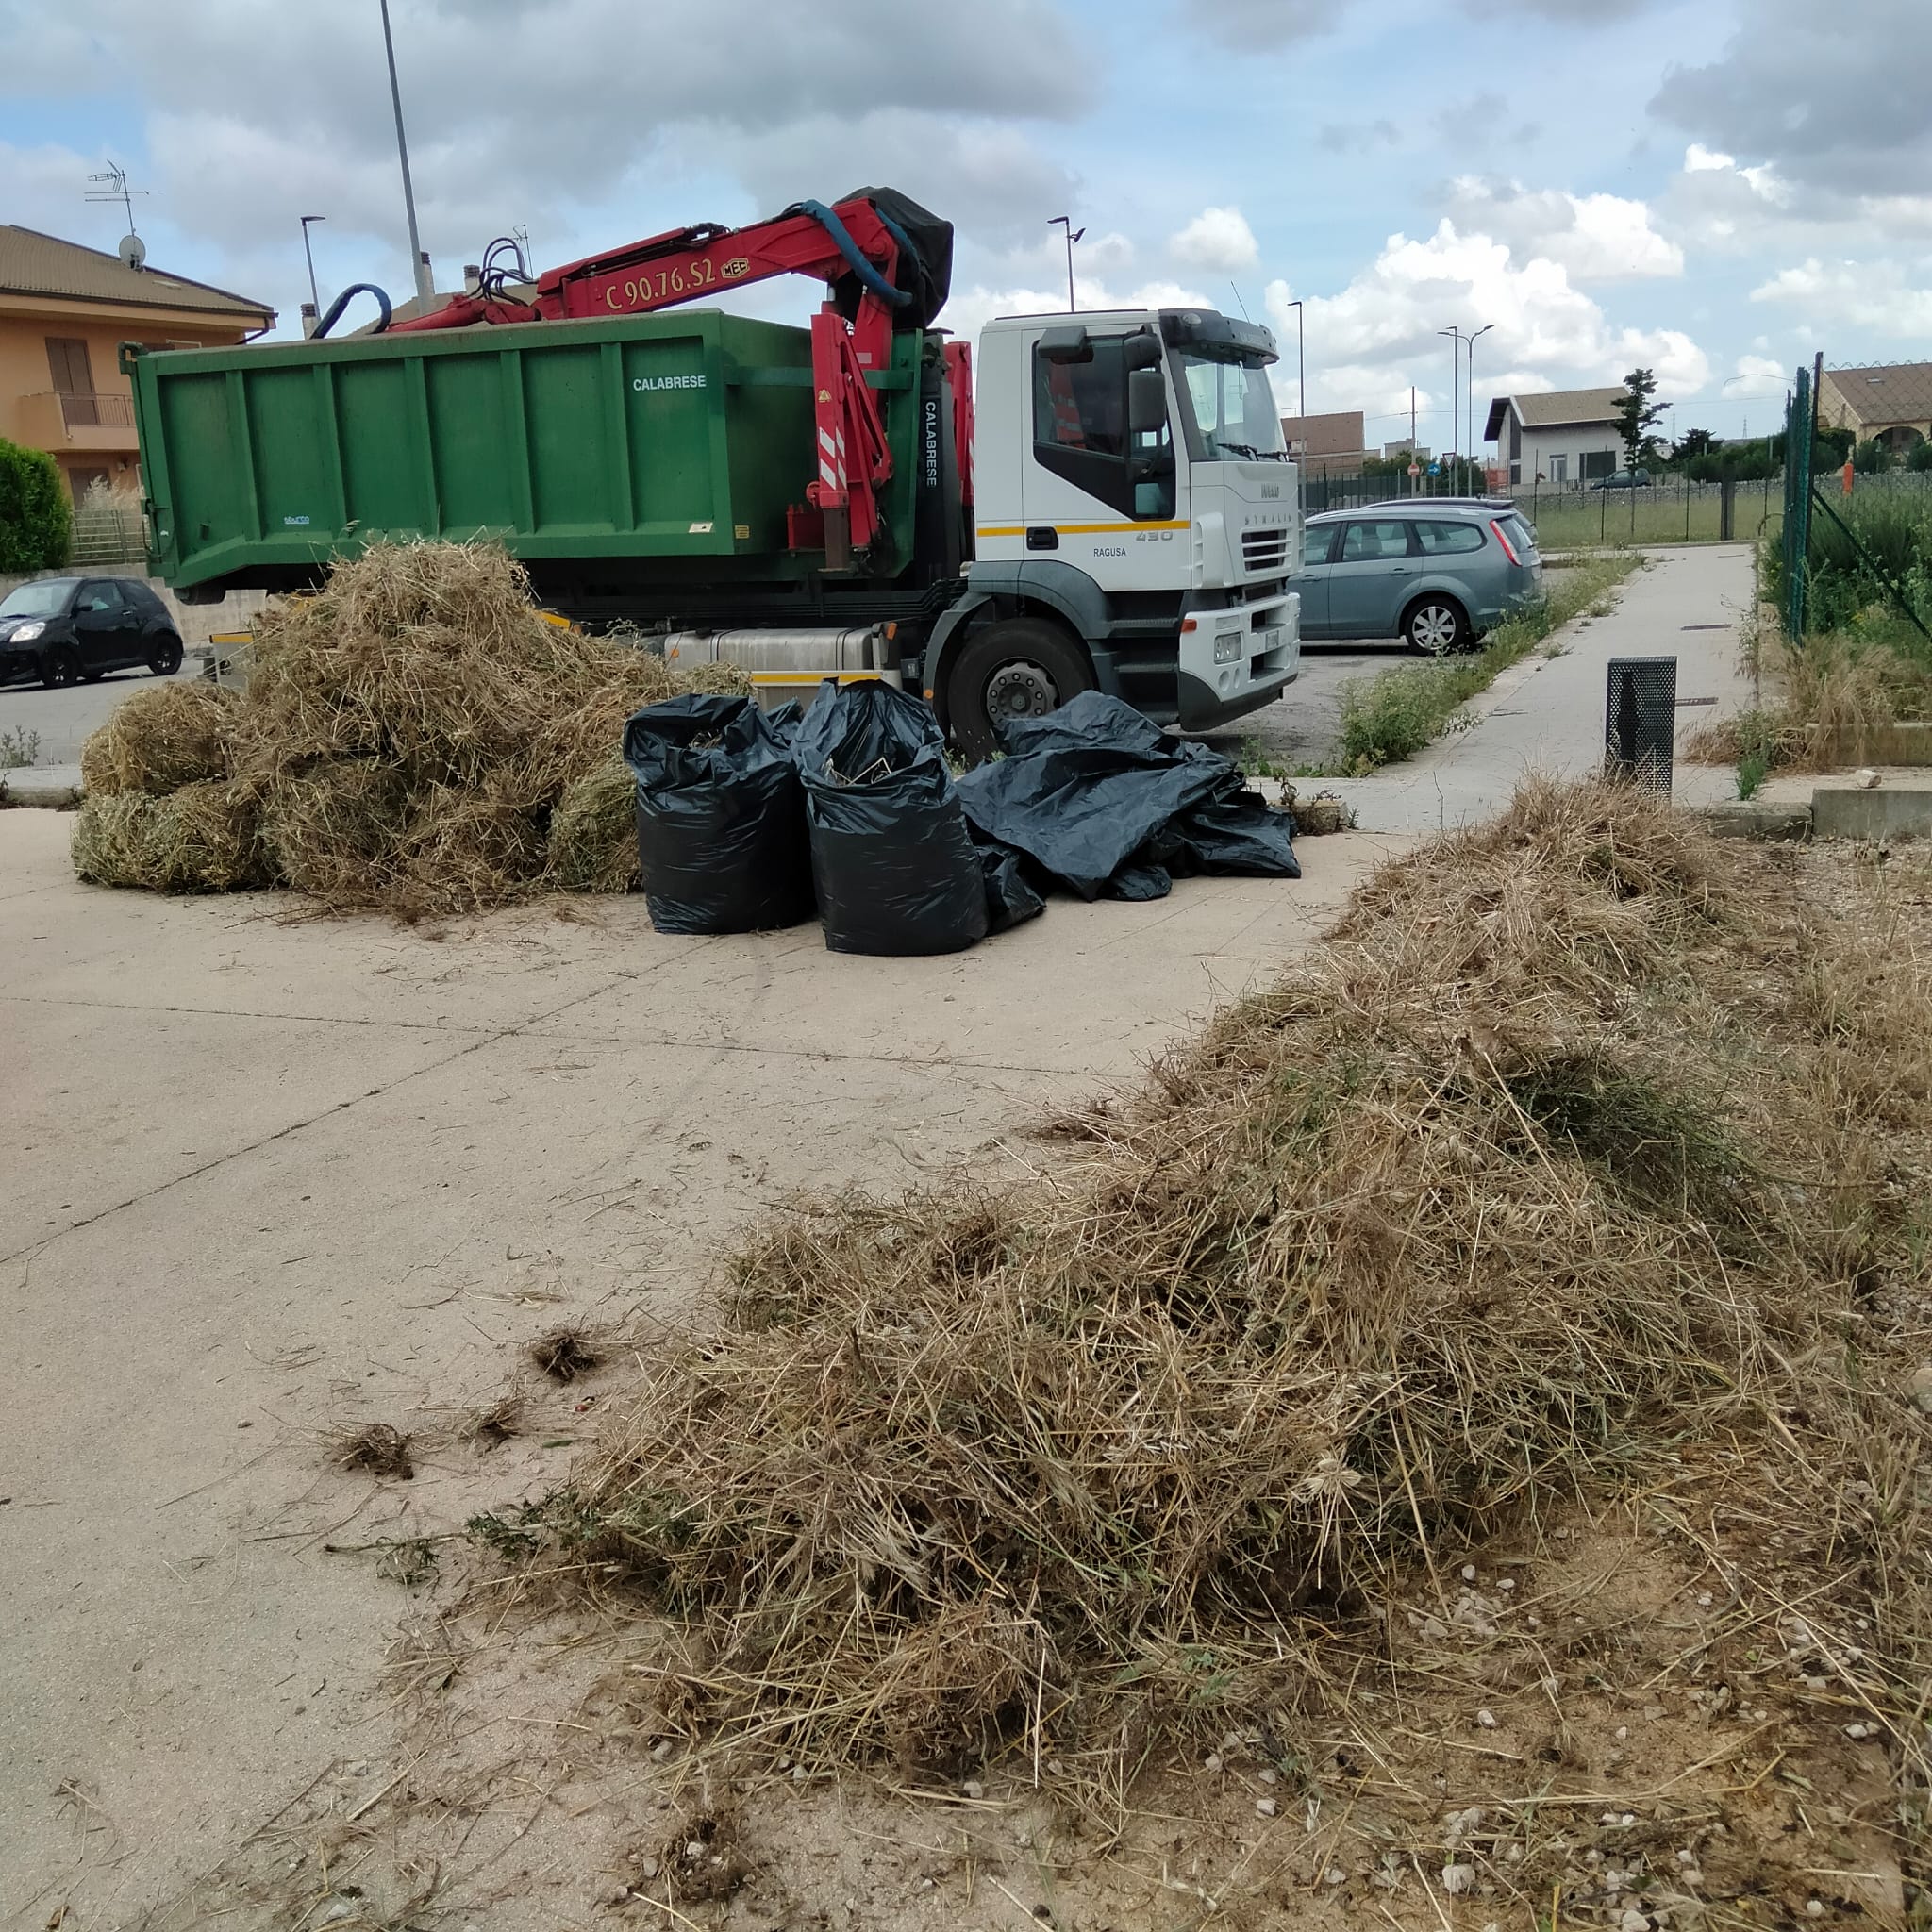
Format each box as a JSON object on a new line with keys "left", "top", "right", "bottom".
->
{"left": 791, "top": 679, "right": 989, "bottom": 955}
{"left": 954, "top": 691, "right": 1299, "bottom": 899}
{"left": 977, "top": 841, "right": 1045, "bottom": 934}
{"left": 623, "top": 693, "right": 814, "bottom": 935}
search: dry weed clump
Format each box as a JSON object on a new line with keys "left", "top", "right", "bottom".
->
{"left": 545, "top": 759, "right": 638, "bottom": 893}
{"left": 81, "top": 680, "right": 238, "bottom": 795}
{"left": 72, "top": 541, "right": 748, "bottom": 914}
{"left": 504, "top": 776, "right": 1929, "bottom": 1783}
{"left": 72, "top": 779, "right": 268, "bottom": 891}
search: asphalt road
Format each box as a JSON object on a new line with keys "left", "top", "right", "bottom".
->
{"left": 1191, "top": 638, "right": 1416, "bottom": 773}
{"left": 0, "top": 661, "right": 196, "bottom": 767}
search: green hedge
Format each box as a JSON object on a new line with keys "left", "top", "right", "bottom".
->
{"left": 0, "top": 438, "right": 72, "bottom": 574}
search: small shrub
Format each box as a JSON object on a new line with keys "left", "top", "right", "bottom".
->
{"left": 0, "top": 438, "right": 72, "bottom": 573}
{"left": 1737, "top": 748, "right": 1769, "bottom": 799}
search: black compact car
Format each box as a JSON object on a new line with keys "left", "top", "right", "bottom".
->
{"left": 0, "top": 575, "right": 185, "bottom": 689}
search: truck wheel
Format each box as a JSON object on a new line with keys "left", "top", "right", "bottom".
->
{"left": 946, "top": 618, "right": 1095, "bottom": 762}
{"left": 1403, "top": 595, "right": 1470, "bottom": 656}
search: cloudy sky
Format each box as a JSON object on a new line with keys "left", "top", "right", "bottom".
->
{"left": 4, "top": 0, "right": 1926, "bottom": 455}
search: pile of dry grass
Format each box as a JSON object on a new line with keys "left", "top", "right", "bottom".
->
{"left": 511, "top": 776, "right": 1929, "bottom": 1782}
{"left": 74, "top": 542, "right": 746, "bottom": 913}
{"left": 72, "top": 779, "right": 268, "bottom": 891}
{"left": 79, "top": 680, "right": 238, "bottom": 795}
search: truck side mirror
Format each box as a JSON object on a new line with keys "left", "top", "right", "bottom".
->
{"left": 1037, "top": 325, "right": 1091, "bottom": 365}
{"left": 1123, "top": 332, "right": 1162, "bottom": 372}
{"left": 1127, "top": 367, "right": 1167, "bottom": 435}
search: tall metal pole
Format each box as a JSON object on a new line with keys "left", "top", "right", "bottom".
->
{"left": 379, "top": 0, "right": 435, "bottom": 305}
{"left": 1438, "top": 327, "right": 1459, "bottom": 493}
{"left": 1048, "top": 216, "right": 1084, "bottom": 313}
{"left": 1279, "top": 299, "right": 1305, "bottom": 421}
{"left": 1467, "top": 323, "right": 1492, "bottom": 494}
{"left": 300, "top": 215, "right": 325, "bottom": 314}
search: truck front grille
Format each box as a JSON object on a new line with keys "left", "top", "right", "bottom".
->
{"left": 1241, "top": 526, "right": 1291, "bottom": 574}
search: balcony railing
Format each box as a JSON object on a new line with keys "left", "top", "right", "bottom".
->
{"left": 9, "top": 391, "right": 140, "bottom": 451}
{"left": 50, "top": 391, "right": 136, "bottom": 431}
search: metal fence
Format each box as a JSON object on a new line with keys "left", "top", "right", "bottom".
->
{"left": 1300, "top": 469, "right": 1787, "bottom": 548}
{"left": 68, "top": 483, "right": 148, "bottom": 567}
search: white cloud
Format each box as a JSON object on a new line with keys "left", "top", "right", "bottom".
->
{"left": 938, "top": 275, "right": 1216, "bottom": 347}
{"left": 1264, "top": 220, "right": 1708, "bottom": 440}
{"left": 1684, "top": 143, "right": 1734, "bottom": 173}
{"left": 1750, "top": 258, "right": 1932, "bottom": 339}
{"left": 1446, "top": 178, "right": 1682, "bottom": 281}
{"left": 1732, "top": 353, "right": 1786, "bottom": 382}
{"left": 1169, "top": 207, "right": 1259, "bottom": 275}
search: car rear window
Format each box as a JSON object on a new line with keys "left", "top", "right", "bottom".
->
{"left": 1504, "top": 514, "right": 1539, "bottom": 556}
{"left": 1413, "top": 520, "right": 1485, "bottom": 555}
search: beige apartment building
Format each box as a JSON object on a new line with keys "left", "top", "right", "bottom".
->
{"left": 0, "top": 225, "right": 273, "bottom": 502}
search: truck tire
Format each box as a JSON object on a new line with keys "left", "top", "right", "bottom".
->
{"left": 1403, "top": 593, "right": 1471, "bottom": 657}
{"left": 945, "top": 617, "right": 1095, "bottom": 762}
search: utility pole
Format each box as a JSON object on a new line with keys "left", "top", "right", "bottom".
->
{"left": 1047, "top": 216, "right": 1084, "bottom": 313}
{"left": 379, "top": 0, "right": 435, "bottom": 305}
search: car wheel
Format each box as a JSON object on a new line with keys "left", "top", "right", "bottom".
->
{"left": 40, "top": 646, "right": 81, "bottom": 689}
{"left": 945, "top": 617, "right": 1095, "bottom": 762}
{"left": 147, "top": 633, "right": 185, "bottom": 676}
{"left": 1404, "top": 596, "right": 1470, "bottom": 657}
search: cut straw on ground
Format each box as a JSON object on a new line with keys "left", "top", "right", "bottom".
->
{"left": 71, "top": 541, "right": 747, "bottom": 915}
{"left": 471, "top": 776, "right": 1928, "bottom": 1821}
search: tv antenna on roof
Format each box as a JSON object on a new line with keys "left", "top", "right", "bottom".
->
{"left": 86, "top": 161, "right": 158, "bottom": 264}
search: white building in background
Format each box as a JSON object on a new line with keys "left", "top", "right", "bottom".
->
{"left": 1484, "top": 388, "right": 1628, "bottom": 488}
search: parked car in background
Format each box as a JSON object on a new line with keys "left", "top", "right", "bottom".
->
{"left": 1291, "top": 500, "right": 1542, "bottom": 653}
{"left": 0, "top": 576, "right": 184, "bottom": 689}
{"left": 1591, "top": 468, "right": 1651, "bottom": 490}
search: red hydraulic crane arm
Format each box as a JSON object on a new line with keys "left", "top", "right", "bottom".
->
{"left": 387, "top": 196, "right": 917, "bottom": 565}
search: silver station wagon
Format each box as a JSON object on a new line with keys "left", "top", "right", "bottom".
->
{"left": 1291, "top": 499, "right": 1543, "bottom": 654}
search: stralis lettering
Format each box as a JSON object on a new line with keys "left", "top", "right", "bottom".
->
{"left": 632, "top": 375, "right": 708, "bottom": 391}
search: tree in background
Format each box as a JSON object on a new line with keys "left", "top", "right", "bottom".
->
{"left": 1853, "top": 437, "right": 1891, "bottom": 475}
{"left": 1907, "top": 441, "right": 1932, "bottom": 474}
{"left": 1671, "top": 426, "right": 1719, "bottom": 466}
{"left": 1613, "top": 369, "right": 1667, "bottom": 471}
{"left": 0, "top": 438, "right": 72, "bottom": 574}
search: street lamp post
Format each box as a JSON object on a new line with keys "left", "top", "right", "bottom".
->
{"left": 1466, "top": 323, "right": 1493, "bottom": 495}
{"left": 299, "top": 214, "right": 325, "bottom": 323}
{"left": 1439, "top": 325, "right": 1493, "bottom": 494}
{"left": 1047, "top": 216, "right": 1085, "bottom": 313}
{"left": 379, "top": 0, "right": 435, "bottom": 306}
{"left": 1278, "top": 298, "right": 1306, "bottom": 423}
{"left": 1437, "top": 326, "right": 1460, "bottom": 492}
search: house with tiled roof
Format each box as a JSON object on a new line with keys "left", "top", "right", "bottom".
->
{"left": 0, "top": 225, "right": 274, "bottom": 500}
{"left": 1483, "top": 386, "right": 1630, "bottom": 488}
{"left": 1817, "top": 363, "right": 1932, "bottom": 458}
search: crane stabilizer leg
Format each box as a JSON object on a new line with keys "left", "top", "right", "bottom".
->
{"left": 807, "top": 306, "right": 895, "bottom": 570}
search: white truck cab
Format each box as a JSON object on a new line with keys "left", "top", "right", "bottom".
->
{"left": 924, "top": 307, "right": 1301, "bottom": 758}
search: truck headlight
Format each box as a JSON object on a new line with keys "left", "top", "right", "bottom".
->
{"left": 10, "top": 621, "right": 45, "bottom": 641}
{"left": 1213, "top": 631, "right": 1240, "bottom": 665}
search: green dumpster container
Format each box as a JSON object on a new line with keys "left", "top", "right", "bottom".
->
{"left": 124, "top": 309, "right": 920, "bottom": 597}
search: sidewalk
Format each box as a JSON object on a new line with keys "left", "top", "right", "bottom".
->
{"left": 1339, "top": 543, "right": 1760, "bottom": 834}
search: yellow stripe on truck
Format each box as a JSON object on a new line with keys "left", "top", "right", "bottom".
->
{"left": 975, "top": 520, "right": 1191, "bottom": 537}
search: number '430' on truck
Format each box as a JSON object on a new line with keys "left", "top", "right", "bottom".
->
{"left": 123, "top": 189, "right": 1301, "bottom": 758}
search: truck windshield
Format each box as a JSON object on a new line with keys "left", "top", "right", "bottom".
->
{"left": 1174, "top": 352, "right": 1286, "bottom": 460}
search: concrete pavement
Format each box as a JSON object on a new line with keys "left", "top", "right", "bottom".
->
{"left": 0, "top": 807, "right": 1402, "bottom": 1927}
{"left": 1341, "top": 543, "right": 1760, "bottom": 833}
